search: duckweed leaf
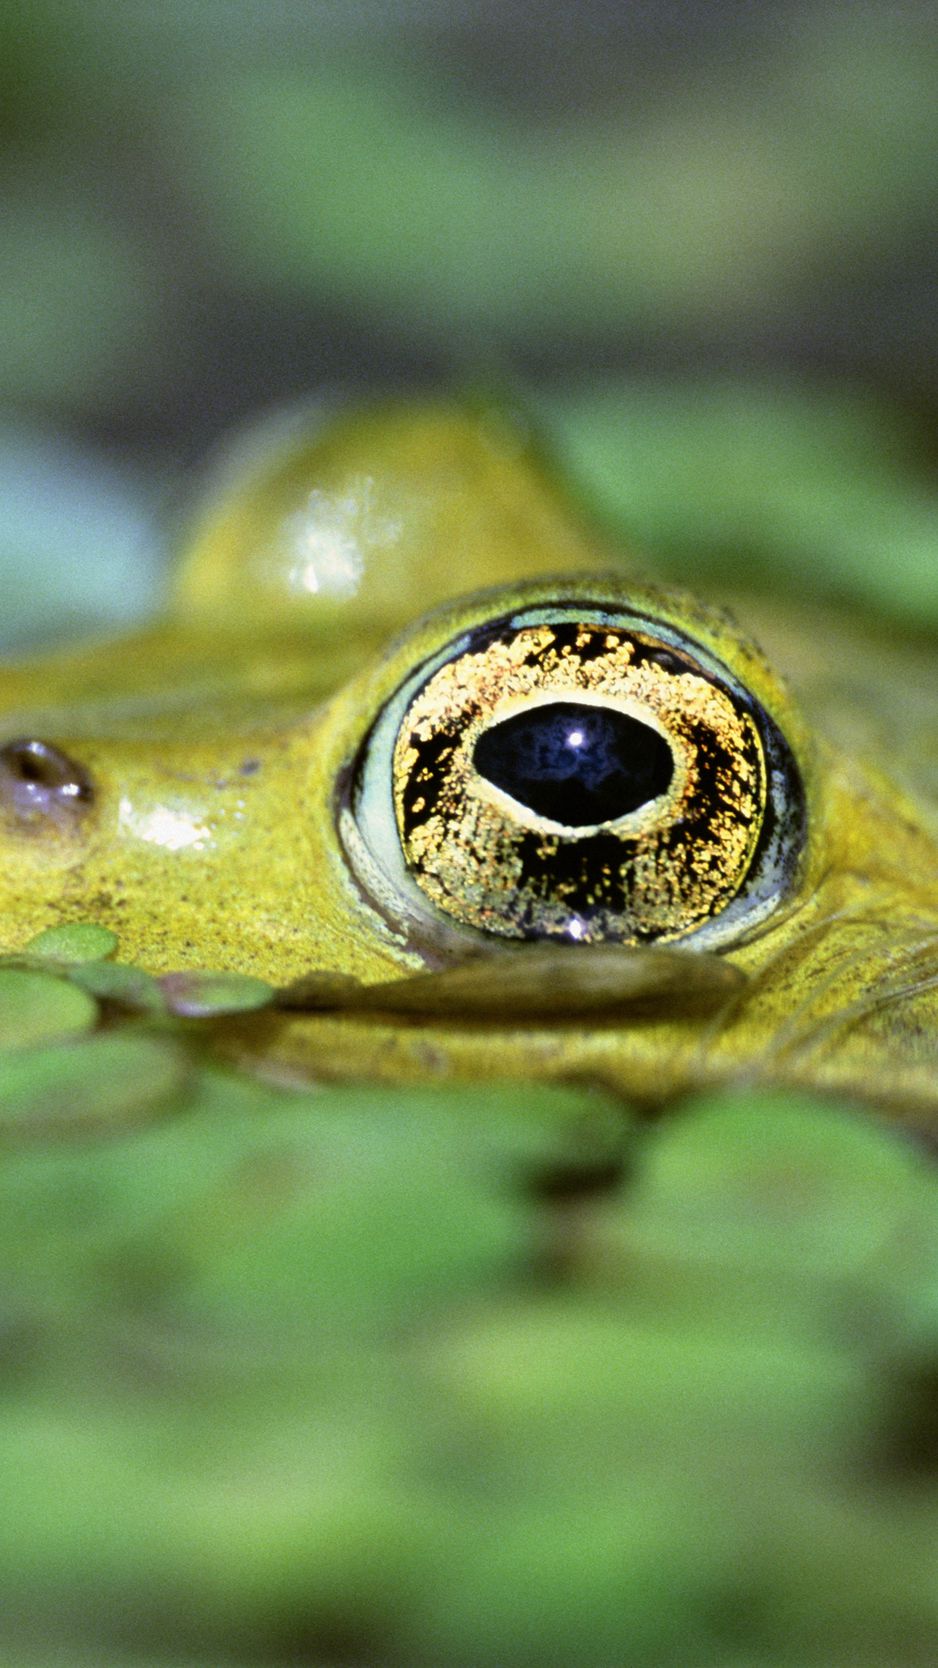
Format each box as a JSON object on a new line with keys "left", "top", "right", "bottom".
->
{"left": 632, "top": 1091, "right": 936, "bottom": 1277}
{"left": 66, "top": 959, "right": 165, "bottom": 1014}
{"left": 0, "top": 1032, "right": 188, "bottom": 1143}
{"left": 584, "top": 1092, "right": 938, "bottom": 1358}
{"left": 149, "top": 1092, "right": 534, "bottom": 1339}
{"left": 25, "top": 921, "right": 119, "bottom": 963}
{"left": 0, "top": 967, "right": 97, "bottom": 1048}
{"left": 160, "top": 970, "right": 275, "bottom": 1018}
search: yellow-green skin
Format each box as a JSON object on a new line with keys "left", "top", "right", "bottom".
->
{"left": 0, "top": 402, "right": 935, "bottom": 1118}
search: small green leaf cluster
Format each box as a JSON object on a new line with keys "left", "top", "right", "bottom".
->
{"left": 0, "top": 928, "right": 936, "bottom": 1666}
{"left": 0, "top": 928, "right": 275, "bottom": 1143}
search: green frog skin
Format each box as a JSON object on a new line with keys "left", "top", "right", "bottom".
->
{"left": 0, "top": 401, "right": 934, "bottom": 1119}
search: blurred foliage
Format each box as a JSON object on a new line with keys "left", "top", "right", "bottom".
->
{"left": 542, "top": 378, "right": 938, "bottom": 633}
{"left": 0, "top": 2, "right": 937, "bottom": 425}
{"left": 181, "top": 27, "right": 938, "bottom": 342}
{"left": 0, "top": 926, "right": 937, "bottom": 1666}
{"left": 0, "top": 7, "right": 936, "bottom": 643}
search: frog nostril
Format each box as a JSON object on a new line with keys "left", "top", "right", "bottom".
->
{"left": 0, "top": 738, "right": 94, "bottom": 825}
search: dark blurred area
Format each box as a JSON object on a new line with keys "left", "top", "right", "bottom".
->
{"left": 2, "top": 0, "right": 937, "bottom": 648}
{"left": 4, "top": 1, "right": 938, "bottom": 448}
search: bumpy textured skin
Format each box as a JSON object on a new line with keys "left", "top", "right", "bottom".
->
{"left": 0, "top": 400, "right": 935, "bottom": 1117}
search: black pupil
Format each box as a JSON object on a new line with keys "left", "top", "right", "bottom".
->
{"left": 473, "top": 701, "right": 673, "bottom": 827}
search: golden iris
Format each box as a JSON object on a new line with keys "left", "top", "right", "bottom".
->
{"left": 351, "top": 599, "right": 805, "bottom": 950}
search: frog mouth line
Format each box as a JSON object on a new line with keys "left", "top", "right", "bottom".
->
{"left": 276, "top": 943, "right": 745, "bottom": 1021}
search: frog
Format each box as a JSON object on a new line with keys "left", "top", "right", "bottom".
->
{"left": 0, "top": 398, "right": 935, "bottom": 1120}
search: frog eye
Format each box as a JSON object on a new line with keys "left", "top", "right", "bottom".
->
{"left": 345, "top": 598, "right": 806, "bottom": 950}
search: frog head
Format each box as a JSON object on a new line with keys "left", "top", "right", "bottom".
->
{"left": 0, "top": 400, "right": 934, "bottom": 1117}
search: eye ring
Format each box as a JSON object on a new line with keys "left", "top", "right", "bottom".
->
{"left": 342, "top": 591, "right": 807, "bottom": 953}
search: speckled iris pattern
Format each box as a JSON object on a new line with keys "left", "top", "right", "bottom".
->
{"left": 393, "top": 614, "right": 776, "bottom": 943}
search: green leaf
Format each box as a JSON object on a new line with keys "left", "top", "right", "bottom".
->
{"left": 159, "top": 970, "right": 274, "bottom": 1018}
{"left": 0, "top": 967, "right": 97, "bottom": 1048}
{"left": 0, "top": 1032, "right": 188, "bottom": 1143}
{"left": 25, "top": 922, "right": 119, "bottom": 963}
{"left": 66, "top": 960, "right": 165, "bottom": 1014}
{"left": 182, "top": 24, "right": 938, "bottom": 343}
{"left": 630, "top": 1090, "right": 936, "bottom": 1279}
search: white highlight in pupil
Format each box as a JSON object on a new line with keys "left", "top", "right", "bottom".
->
{"left": 566, "top": 729, "right": 585, "bottom": 748}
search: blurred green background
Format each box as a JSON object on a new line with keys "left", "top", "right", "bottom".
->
{"left": 3, "top": 920, "right": 938, "bottom": 1668}
{"left": 2, "top": 6, "right": 938, "bottom": 1667}
{"left": 1, "top": 0, "right": 937, "bottom": 642}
